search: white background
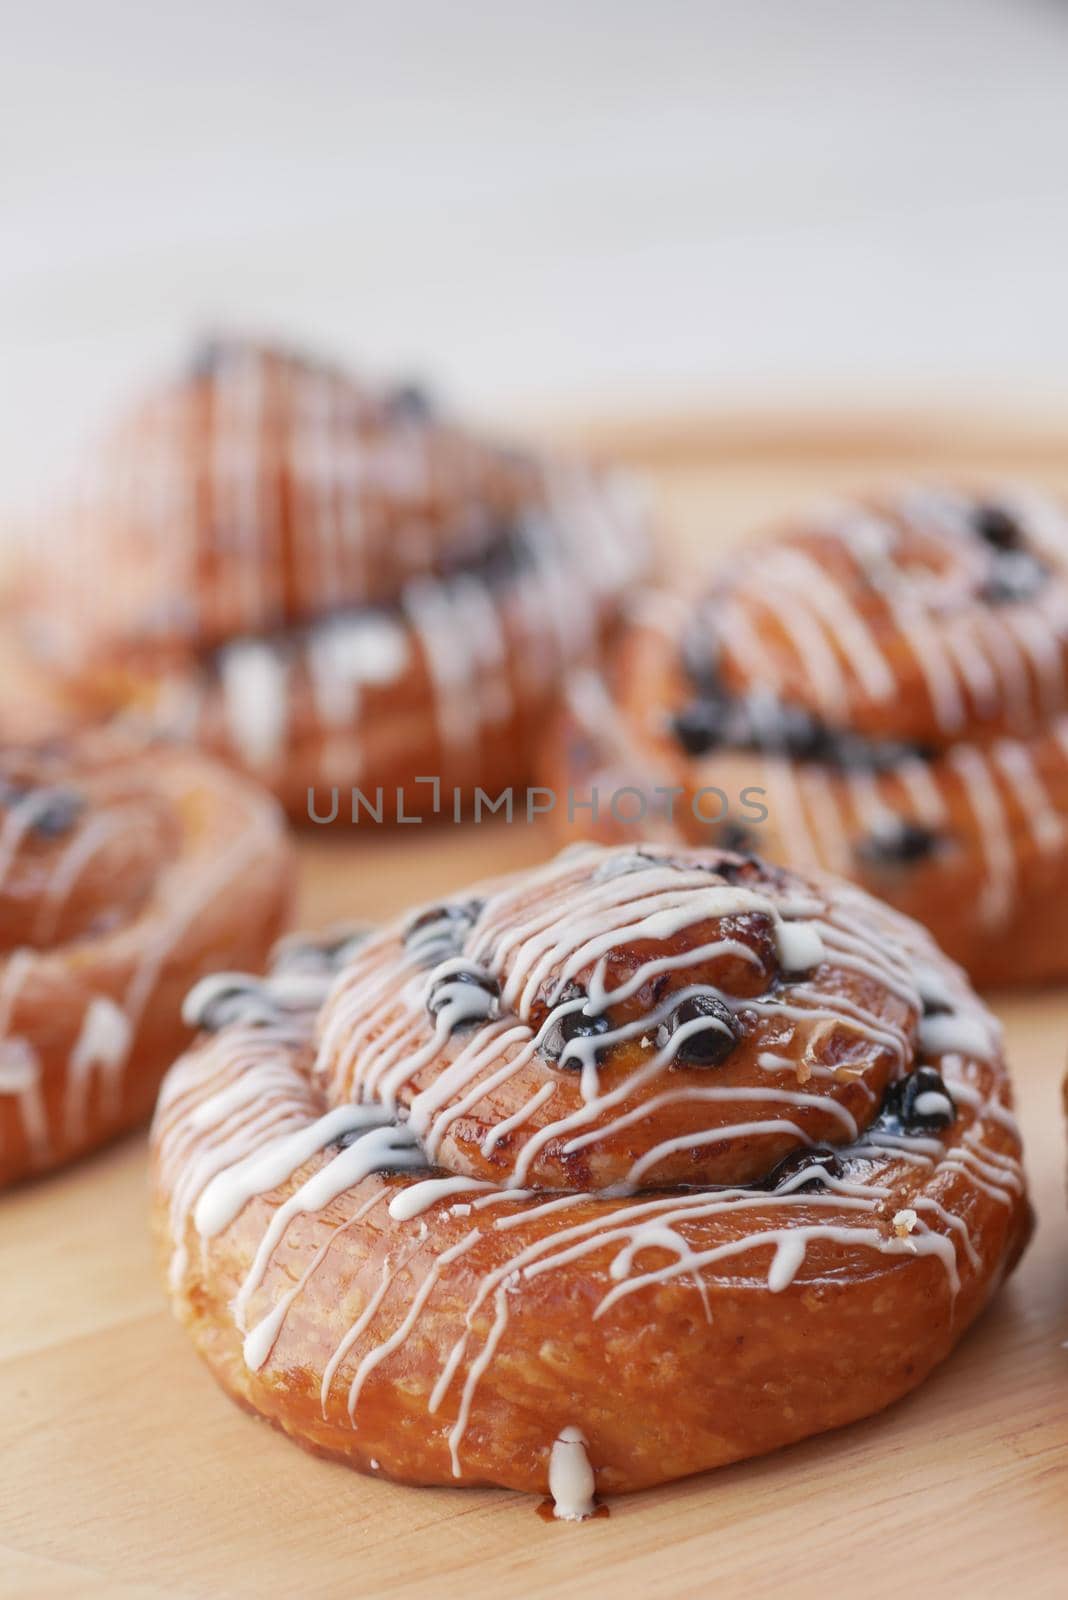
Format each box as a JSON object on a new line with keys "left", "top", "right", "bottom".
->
{"left": 3, "top": 0, "right": 1068, "bottom": 511}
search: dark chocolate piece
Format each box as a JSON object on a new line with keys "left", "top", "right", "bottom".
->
{"left": 666, "top": 994, "right": 738, "bottom": 1067}
{"left": 880, "top": 1066, "right": 957, "bottom": 1135}
{"left": 404, "top": 900, "right": 484, "bottom": 964}
{"left": 979, "top": 549, "right": 1047, "bottom": 606}
{"left": 426, "top": 965, "right": 500, "bottom": 1029}
{"left": 539, "top": 982, "right": 611, "bottom": 1068}
{"left": 857, "top": 820, "right": 941, "bottom": 867}
{"left": 971, "top": 502, "right": 1022, "bottom": 551}
{"left": 762, "top": 1145, "right": 846, "bottom": 1192}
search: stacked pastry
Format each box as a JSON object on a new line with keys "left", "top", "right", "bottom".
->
{"left": 548, "top": 485, "right": 1068, "bottom": 986}
{"left": 151, "top": 842, "right": 1031, "bottom": 1509}
{"left": 30, "top": 339, "right": 648, "bottom": 818}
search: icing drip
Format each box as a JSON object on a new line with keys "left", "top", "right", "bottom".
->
{"left": 219, "top": 639, "right": 290, "bottom": 770}
{"left": 0, "top": 1036, "right": 47, "bottom": 1163}
{"left": 549, "top": 1427, "right": 596, "bottom": 1521}
{"left": 65, "top": 996, "right": 132, "bottom": 1140}
{"left": 307, "top": 614, "right": 410, "bottom": 728}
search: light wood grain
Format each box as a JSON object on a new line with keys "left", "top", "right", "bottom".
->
{"left": 3, "top": 420, "right": 1068, "bottom": 1600}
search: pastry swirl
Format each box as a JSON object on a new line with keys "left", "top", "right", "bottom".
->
{"left": 550, "top": 484, "right": 1068, "bottom": 985}
{"left": 34, "top": 339, "right": 647, "bottom": 816}
{"left": 151, "top": 842, "right": 1030, "bottom": 1508}
{"left": 0, "top": 732, "right": 293, "bottom": 1186}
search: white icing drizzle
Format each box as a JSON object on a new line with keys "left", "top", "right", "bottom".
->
{"left": 0, "top": 756, "right": 285, "bottom": 1173}
{"left": 73, "top": 343, "right": 647, "bottom": 791}
{"left": 763, "top": 546, "right": 897, "bottom": 703}
{"left": 0, "top": 1036, "right": 47, "bottom": 1164}
{"left": 64, "top": 996, "right": 132, "bottom": 1142}
{"left": 949, "top": 746, "right": 1016, "bottom": 927}
{"left": 219, "top": 640, "right": 291, "bottom": 771}
{"left": 388, "top": 1176, "right": 494, "bottom": 1221}
{"left": 194, "top": 1104, "right": 405, "bottom": 1238}
{"left": 31, "top": 809, "right": 130, "bottom": 946}
{"left": 993, "top": 740, "right": 1065, "bottom": 856}
{"left": 0, "top": 952, "right": 48, "bottom": 1163}
{"left": 307, "top": 614, "right": 410, "bottom": 729}
{"left": 152, "top": 844, "right": 1024, "bottom": 1487}
{"left": 666, "top": 486, "right": 1068, "bottom": 945}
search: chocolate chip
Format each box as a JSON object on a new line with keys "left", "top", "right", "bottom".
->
{"left": 756, "top": 703, "right": 838, "bottom": 763}
{"left": 856, "top": 820, "right": 941, "bottom": 867}
{"left": 32, "top": 789, "right": 85, "bottom": 839}
{"left": 715, "top": 823, "right": 757, "bottom": 857}
{"left": 336, "top": 1126, "right": 379, "bottom": 1150}
{"left": 539, "top": 982, "right": 611, "bottom": 1068}
{"left": 972, "top": 503, "right": 1022, "bottom": 551}
{"left": 713, "top": 853, "right": 763, "bottom": 886}
{"left": 829, "top": 732, "right": 936, "bottom": 774}
{"left": 762, "top": 1145, "right": 845, "bottom": 1192}
{"left": 558, "top": 1010, "right": 611, "bottom": 1049}
{"left": 187, "top": 337, "right": 231, "bottom": 379}
{"left": 0, "top": 783, "right": 85, "bottom": 838}
{"left": 426, "top": 965, "right": 500, "bottom": 1030}
{"left": 979, "top": 550, "right": 1047, "bottom": 606}
{"left": 680, "top": 622, "right": 722, "bottom": 697}
{"left": 404, "top": 900, "right": 484, "bottom": 965}
{"left": 672, "top": 683, "right": 936, "bottom": 775}
{"left": 332, "top": 1123, "right": 429, "bottom": 1172}
{"left": 880, "top": 1066, "right": 957, "bottom": 1134}
{"left": 921, "top": 995, "right": 953, "bottom": 1019}
{"left": 385, "top": 381, "right": 435, "bottom": 421}
{"left": 592, "top": 849, "right": 674, "bottom": 882}
{"left": 273, "top": 925, "right": 371, "bottom": 975}
{"left": 665, "top": 994, "right": 738, "bottom": 1067}
{"left": 184, "top": 976, "right": 272, "bottom": 1033}
{"left": 671, "top": 697, "right": 730, "bottom": 757}
{"left": 442, "top": 519, "right": 532, "bottom": 589}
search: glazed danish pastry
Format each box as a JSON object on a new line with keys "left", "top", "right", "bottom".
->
{"left": 151, "top": 842, "right": 1030, "bottom": 1509}
{"left": 0, "top": 733, "right": 293, "bottom": 1187}
{"left": 549, "top": 485, "right": 1068, "bottom": 987}
{"left": 32, "top": 339, "right": 647, "bottom": 818}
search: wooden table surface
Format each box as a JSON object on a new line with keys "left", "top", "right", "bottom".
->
{"left": 4, "top": 414, "right": 1068, "bottom": 1600}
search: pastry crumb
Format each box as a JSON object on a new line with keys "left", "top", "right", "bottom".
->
{"left": 893, "top": 1208, "right": 918, "bottom": 1237}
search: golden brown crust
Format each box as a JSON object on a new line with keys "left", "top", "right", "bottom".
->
{"left": 545, "top": 485, "right": 1068, "bottom": 987}
{"left": 28, "top": 339, "right": 648, "bottom": 817}
{"left": 151, "top": 843, "right": 1031, "bottom": 1507}
{"left": 0, "top": 731, "right": 294, "bottom": 1186}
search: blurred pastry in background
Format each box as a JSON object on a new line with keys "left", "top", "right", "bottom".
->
{"left": 26, "top": 338, "right": 648, "bottom": 819}
{"left": 546, "top": 484, "right": 1068, "bottom": 987}
{"left": 0, "top": 730, "right": 293, "bottom": 1186}
{"left": 0, "top": 628, "right": 85, "bottom": 744}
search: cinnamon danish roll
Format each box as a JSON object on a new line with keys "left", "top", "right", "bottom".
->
{"left": 0, "top": 733, "right": 293, "bottom": 1187}
{"left": 550, "top": 485, "right": 1068, "bottom": 987}
{"left": 151, "top": 842, "right": 1030, "bottom": 1509}
{"left": 32, "top": 339, "right": 647, "bottom": 818}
